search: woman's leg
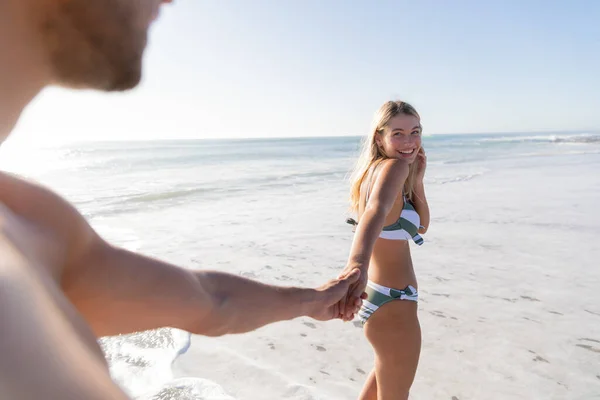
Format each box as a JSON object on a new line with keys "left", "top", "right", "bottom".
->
{"left": 363, "top": 300, "right": 421, "bottom": 399}
{"left": 358, "top": 368, "right": 377, "bottom": 400}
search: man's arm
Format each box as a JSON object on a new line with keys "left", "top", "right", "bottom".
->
{"left": 1, "top": 172, "right": 361, "bottom": 338}
{"left": 0, "top": 241, "right": 130, "bottom": 400}
{"left": 66, "top": 240, "right": 359, "bottom": 337}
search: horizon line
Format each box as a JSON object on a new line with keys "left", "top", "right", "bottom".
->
{"left": 6, "top": 128, "right": 598, "bottom": 146}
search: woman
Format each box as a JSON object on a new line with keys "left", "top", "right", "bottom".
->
{"left": 339, "top": 100, "right": 430, "bottom": 399}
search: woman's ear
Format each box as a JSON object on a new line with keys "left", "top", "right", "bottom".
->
{"left": 374, "top": 131, "right": 382, "bottom": 147}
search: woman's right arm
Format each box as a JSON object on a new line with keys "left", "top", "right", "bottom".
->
{"left": 339, "top": 159, "right": 410, "bottom": 320}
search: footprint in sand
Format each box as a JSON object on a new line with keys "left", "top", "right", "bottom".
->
{"left": 549, "top": 310, "right": 563, "bottom": 315}
{"left": 268, "top": 343, "right": 276, "bottom": 350}
{"left": 452, "top": 397, "right": 460, "bottom": 400}
{"left": 432, "top": 293, "right": 451, "bottom": 298}
{"left": 576, "top": 338, "right": 600, "bottom": 353}
{"left": 319, "top": 370, "right": 330, "bottom": 376}
{"left": 502, "top": 297, "right": 518, "bottom": 303}
{"left": 520, "top": 295, "right": 540, "bottom": 302}
{"left": 584, "top": 309, "right": 600, "bottom": 317}
{"left": 303, "top": 322, "right": 317, "bottom": 329}
{"left": 578, "top": 338, "right": 600, "bottom": 344}
{"left": 356, "top": 368, "right": 366, "bottom": 375}
{"left": 576, "top": 344, "right": 600, "bottom": 353}
{"left": 300, "top": 333, "right": 307, "bottom": 337}
{"left": 312, "top": 345, "right": 327, "bottom": 352}
{"left": 523, "top": 317, "right": 541, "bottom": 324}
{"left": 430, "top": 310, "right": 447, "bottom": 318}
{"left": 528, "top": 350, "right": 550, "bottom": 363}
{"left": 596, "top": 375, "right": 600, "bottom": 381}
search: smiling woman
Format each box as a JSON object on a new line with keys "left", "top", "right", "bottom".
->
{"left": 341, "top": 100, "right": 430, "bottom": 400}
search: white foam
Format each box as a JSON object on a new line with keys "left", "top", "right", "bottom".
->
{"left": 145, "top": 378, "right": 235, "bottom": 400}
{"left": 100, "top": 329, "right": 193, "bottom": 398}
{"left": 479, "top": 132, "right": 600, "bottom": 144}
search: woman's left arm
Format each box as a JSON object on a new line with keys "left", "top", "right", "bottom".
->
{"left": 412, "top": 182, "right": 430, "bottom": 234}
{"left": 413, "top": 148, "right": 430, "bottom": 234}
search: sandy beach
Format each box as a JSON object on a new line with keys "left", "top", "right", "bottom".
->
{"left": 170, "top": 145, "right": 600, "bottom": 399}
{"left": 2, "top": 134, "right": 598, "bottom": 399}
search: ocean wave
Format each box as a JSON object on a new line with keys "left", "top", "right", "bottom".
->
{"left": 119, "top": 187, "right": 239, "bottom": 204}
{"left": 442, "top": 157, "right": 484, "bottom": 165}
{"left": 479, "top": 133, "right": 600, "bottom": 145}
{"left": 81, "top": 169, "right": 345, "bottom": 218}
{"left": 147, "top": 378, "right": 236, "bottom": 400}
{"left": 441, "top": 145, "right": 600, "bottom": 166}
{"left": 101, "top": 328, "right": 235, "bottom": 400}
{"left": 433, "top": 172, "right": 485, "bottom": 184}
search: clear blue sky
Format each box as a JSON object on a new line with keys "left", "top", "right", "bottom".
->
{"left": 14, "top": 0, "right": 600, "bottom": 141}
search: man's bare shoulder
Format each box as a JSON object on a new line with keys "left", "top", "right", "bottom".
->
{"left": 0, "top": 171, "right": 98, "bottom": 272}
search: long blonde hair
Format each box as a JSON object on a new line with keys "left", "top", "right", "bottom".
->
{"left": 349, "top": 100, "right": 421, "bottom": 213}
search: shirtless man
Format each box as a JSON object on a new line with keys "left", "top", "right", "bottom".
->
{"left": 0, "top": 1, "right": 363, "bottom": 398}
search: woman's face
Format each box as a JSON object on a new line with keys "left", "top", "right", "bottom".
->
{"left": 375, "top": 113, "right": 422, "bottom": 164}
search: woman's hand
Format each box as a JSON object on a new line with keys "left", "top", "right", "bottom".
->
{"left": 415, "top": 147, "right": 427, "bottom": 182}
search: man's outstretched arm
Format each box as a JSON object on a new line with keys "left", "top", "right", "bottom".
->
{"left": 65, "top": 239, "right": 361, "bottom": 338}
{"left": 2, "top": 173, "right": 361, "bottom": 339}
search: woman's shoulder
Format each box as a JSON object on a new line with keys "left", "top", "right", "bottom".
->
{"left": 374, "top": 158, "right": 410, "bottom": 181}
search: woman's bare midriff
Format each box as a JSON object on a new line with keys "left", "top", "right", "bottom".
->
{"left": 368, "top": 239, "right": 417, "bottom": 290}
{"left": 359, "top": 183, "right": 418, "bottom": 290}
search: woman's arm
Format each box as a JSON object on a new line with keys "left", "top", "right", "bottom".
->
{"left": 339, "top": 159, "right": 410, "bottom": 319}
{"left": 412, "top": 182, "right": 430, "bottom": 234}
{"left": 413, "top": 148, "right": 430, "bottom": 234}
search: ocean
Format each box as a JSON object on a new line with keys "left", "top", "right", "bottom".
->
{"left": 1, "top": 132, "right": 599, "bottom": 399}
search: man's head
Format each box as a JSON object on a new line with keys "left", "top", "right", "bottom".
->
{"left": 31, "top": 0, "right": 171, "bottom": 91}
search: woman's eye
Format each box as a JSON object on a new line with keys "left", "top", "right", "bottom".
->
{"left": 411, "top": 131, "right": 420, "bottom": 135}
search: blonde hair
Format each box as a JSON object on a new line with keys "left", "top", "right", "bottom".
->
{"left": 349, "top": 100, "right": 421, "bottom": 213}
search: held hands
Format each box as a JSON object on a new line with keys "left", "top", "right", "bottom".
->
{"left": 308, "top": 268, "right": 366, "bottom": 322}
{"left": 337, "top": 265, "right": 369, "bottom": 322}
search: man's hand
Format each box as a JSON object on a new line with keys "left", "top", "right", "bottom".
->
{"left": 307, "top": 268, "right": 364, "bottom": 321}
{"left": 337, "top": 266, "right": 368, "bottom": 321}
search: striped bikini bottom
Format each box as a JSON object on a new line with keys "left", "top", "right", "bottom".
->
{"left": 357, "top": 280, "right": 419, "bottom": 325}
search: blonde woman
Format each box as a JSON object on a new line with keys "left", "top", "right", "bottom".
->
{"left": 339, "top": 100, "right": 430, "bottom": 399}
